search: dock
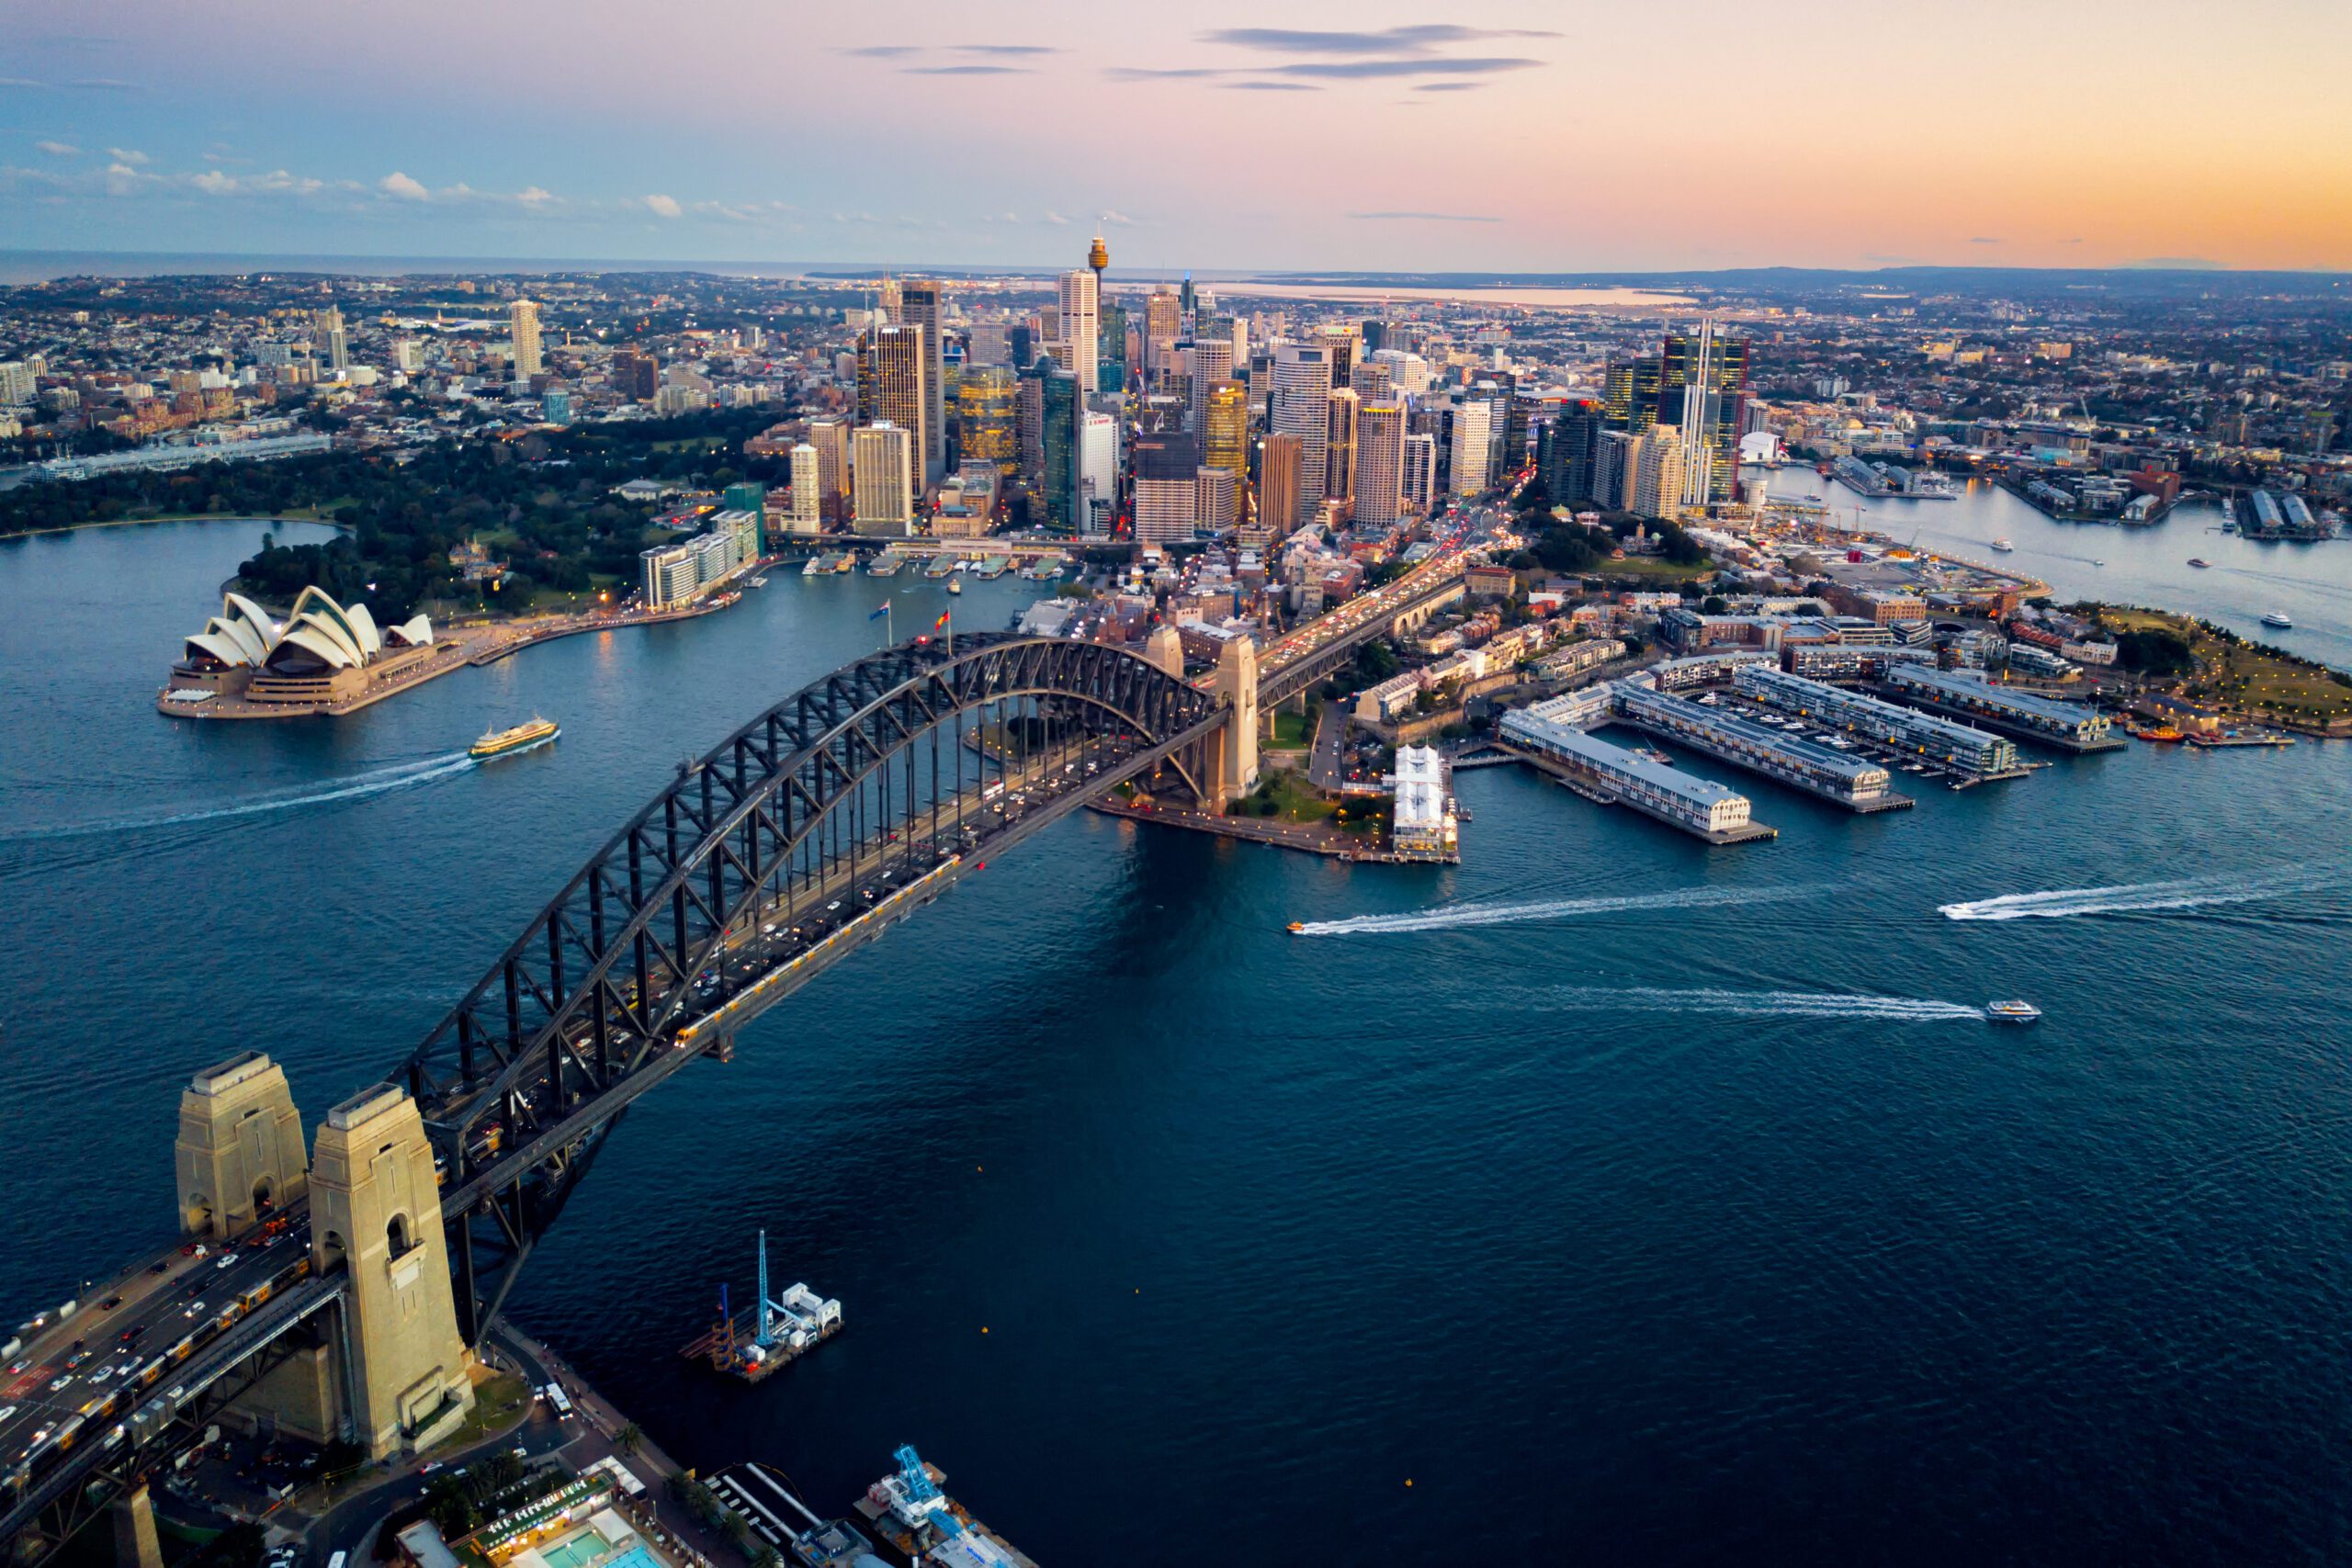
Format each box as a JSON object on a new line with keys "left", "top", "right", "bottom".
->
{"left": 1489, "top": 739, "right": 1779, "bottom": 845}
{"left": 858, "top": 1448, "right": 1039, "bottom": 1568}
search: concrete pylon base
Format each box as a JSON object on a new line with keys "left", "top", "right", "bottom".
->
{"left": 110, "top": 1483, "right": 164, "bottom": 1568}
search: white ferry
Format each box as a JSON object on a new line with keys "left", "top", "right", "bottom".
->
{"left": 1989, "top": 538, "right": 2015, "bottom": 553}
{"left": 1985, "top": 999, "right": 2041, "bottom": 1026}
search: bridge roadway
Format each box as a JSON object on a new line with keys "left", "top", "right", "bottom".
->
{"left": 2, "top": 696, "right": 1221, "bottom": 1555}
{"left": 1249, "top": 536, "right": 1476, "bottom": 706}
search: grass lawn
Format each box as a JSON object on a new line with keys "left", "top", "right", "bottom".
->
{"left": 2094, "top": 605, "right": 2352, "bottom": 723}
{"left": 1601, "top": 557, "right": 1713, "bottom": 583}
{"left": 423, "top": 1371, "right": 534, "bottom": 1458}
{"left": 1269, "top": 706, "right": 1315, "bottom": 749}
{"left": 1227, "top": 767, "right": 1336, "bottom": 823}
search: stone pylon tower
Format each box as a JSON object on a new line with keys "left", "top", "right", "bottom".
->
{"left": 1214, "top": 634, "right": 1260, "bottom": 803}
{"left": 175, "top": 1051, "right": 308, "bottom": 1239}
{"left": 1143, "top": 623, "right": 1183, "bottom": 681}
{"left": 309, "top": 1084, "right": 475, "bottom": 1457}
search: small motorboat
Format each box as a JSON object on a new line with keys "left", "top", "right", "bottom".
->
{"left": 2262, "top": 613, "right": 2293, "bottom": 629}
{"left": 2187, "top": 558, "right": 2211, "bottom": 569}
{"left": 1286, "top": 921, "right": 1306, "bottom": 934}
{"left": 1985, "top": 999, "right": 2042, "bottom": 1025}
{"left": 1989, "top": 537, "right": 2014, "bottom": 552}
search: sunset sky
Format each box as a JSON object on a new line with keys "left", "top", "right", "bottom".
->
{"left": 4, "top": 0, "right": 2347, "bottom": 272}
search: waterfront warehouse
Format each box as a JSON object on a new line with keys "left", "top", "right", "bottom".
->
{"left": 1501, "top": 705, "right": 1762, "bottom": 841}
{"left": 1387, "top": 745, "right": 1458, "bottom": 861}
{"left": 1882, "top": 665, "right": 2121, "bottom": 750}
{"left": 1612, "top": 684, "right": 1901, "bottom": 809}
{"left": 1736, "top": 665, "right": 2021, "bottom": 777}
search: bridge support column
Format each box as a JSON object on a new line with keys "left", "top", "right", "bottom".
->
{"left": 1213, "top": 635, "right": 1260, "bottom": 806}
{"left": 175, "top": 1051, "right": 308, "bottom": 1241}
{"left": 109, "top": 1483, "right": 163, "bottom": 1568}
{"left": 309, "top": 1085, "right": 475, "bottom": 1459}
{"left": 1142, "top": 624, "right": 1183, "bottom": 682}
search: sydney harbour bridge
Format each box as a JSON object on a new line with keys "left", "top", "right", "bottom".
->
{"left": 0, "top": 554, "right": 1468, "bottom": 1568}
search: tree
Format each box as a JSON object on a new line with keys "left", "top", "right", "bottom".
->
{"left": 614, "top": 1421, "right": 642, "bottom": 1454}
{"left": 424, "top": 1476, "right": 481, "bottom": 1538}
{"left": 1701, "top": 595, "right": 1728, "bottom": 615}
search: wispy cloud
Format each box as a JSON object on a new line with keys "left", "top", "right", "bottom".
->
{"left": 644, "top": 193, "right": 682, "bottom": 219}
{"left": 1108, "top": 66, "right": 1228, "bottom": 80}
{"left": 903, "top": 63, "right": 1031, "bottom": 75}
{"left": 953, "top": 44, "right": 1057, "bottom": 56}
{"left": 1350, "top": 209, "right": 1504, "bottom": 223}
{"left": 842, "top": 45, "right": 921, "bottom": 58}
{"left": 1970, "top": 235, "right": 2000, "bottom": 244}
{"left": 66, "top": 78, "right": 137, "bottom": 91}
{"left": 1222, "top": 80, "right": 1320, "bottom": 92}
{"left": 0, "top": 78, "right": 49, "bottom": 89}
{"left": 1043, "top": 210, "right": 1070, "bottom": 225}
{"left": 1202, "top": 25, "right": 1557, "bottom": 55}
{"left": 1416, "top": 82, "right": 1485, "bottom": 93}
{"left": 34, "top": 140, "right": 78, "bottom": 156}
{"left": 107, "top": 145, "right": 146, "bottom": 163}
{"left": 379, "top": 170, "right": 428, "bottom": 201}
{"left": 1274, "top": 56, "right": 1540, "bottom": 78}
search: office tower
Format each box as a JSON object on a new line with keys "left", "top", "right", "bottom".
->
{"left": 1632, "top": 426, "right": 1686, "bottom": 521}
{"left": 1316, "top": 324, "right": 1360, "bottom": 395}
{"left": 856, "top": 324, "right": 930, "bottom": 474}
{"left": 899, "top": 280, "right": 947, "bottom": 483}
{"left": 509, "top": 299, "right": 543, "bottom": 380}
{"left": 808, "top": 416, "right": 853, "bottom": 525}
{"left": 1663, "top": 321, "right": 1749, "bottom": 506}
{"left": 1247, "top": 349, "right": 1272, "bottom": 409}
{"left": 1258, "top": 432, "right": 1302, "bottom": 537}
{"left": 1402, "top": 432, "right": 1437, "bottom": 513}
{"left": 1362, "top": 318, "right": 1388, "bottom": 354}
{"left": 1595, "top": 431, "right": 1636, "bottom": 511}
{"left": 1057, "top": 267, "right": 1100, "bottom": 396}
{"left": 1448, "top": 401, "right": 1492, "bottom": 498}
{"left": 876, "top": 277, "right": 902, "bottom": 323}
{"left": 1098, "top": 301, "right": 1127, "bottom": 392}
{"left": 542, "top": 389, "right": 572, "bottom": 425}
{"left": 1324, "top": 388, "right": 1360, "bottom": 512}
{"left": 852, "top": 422, "right": 914, "bottom": 535}
{"left": 1354, "top": 403, "right": 1408, "bottom": 525}
{"left": 1351, "top": 359, "right": 1394, "bottom": 407}
{"left": 1509, "top": 392, "right": 1544, "bottom": 479}
{"left": 1145, "top": 288, "right": 1182, "bottom": 378}
{"left": 1132, "top": 430, "right": 1200, "bottom": 546}
{"left": 956, "top": 367, "right": 1018, "bottom": 468}
{"left": 1040, "top": 363, "right": 1079, "bottom": 531}
{"left": 786, "top": 444, "right": 822, "bottom": 534}
{"left": 1269, "top": 344, "right": 1334, "bottom": 525}
{"left": 1177, "top": 273, "right": 1198, "bottom": 339}
{"left": 1202, "top": 379, "right": 1250, "bottom": 479}
{"left": 390, "top": 338, "right": 423, "bottom": 374}
{"left": 1016, "top": 359, "right": 1046, "bottom": 499}
{"left": 612, "top": 347, "right": 658, "bottom": 400}
{"left": 1539, "top": 401, "right": 1603, "bottom": 503}
{"left": 1008, "top": 321, "right": 1036, "bottom": 369}
{"left": 312, "top": 306, "right": 347, "bottom": 373}
{"left": 1195, "top": 468, "right": 1238, "bottom": 533}
{"left": 1372, "top": 347, "right": 1432, "bottom": 397}
{"left": 1080, "top": 411, "right": 1119, "bottom": 535}
{"left": 1187, "top": 338, "right": 1235, "bottom": 434}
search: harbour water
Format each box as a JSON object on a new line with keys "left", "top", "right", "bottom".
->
{"left": 5, "top": 516, "right": 2352, "bottom": 1562}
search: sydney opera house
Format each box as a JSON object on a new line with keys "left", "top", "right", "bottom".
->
{"left": 170, "top": 586, "right": 435, "bottom": 706}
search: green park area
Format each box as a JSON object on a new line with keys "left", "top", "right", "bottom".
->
{"left": 2090, "top": 604, "right": 2352, "bottom": 726}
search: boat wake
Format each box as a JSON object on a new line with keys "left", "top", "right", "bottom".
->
{"left": 1295, "top": 883, "right": 1815, "bottom": 937}
{"left": 1548, "top": 986, "right": 1987, "bottom": 1022}
{"left": 1939, "top": 865, "right": 2338, "bottom": 922}
{"left": 0, "top": 752, "right": 477, "bottom": 841}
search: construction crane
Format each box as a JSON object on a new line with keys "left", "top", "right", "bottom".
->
{"left": 893, "top": 1446, "right": 965, "bottom": 1536}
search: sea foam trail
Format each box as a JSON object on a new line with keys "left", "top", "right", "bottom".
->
{"left": 1939, "top": 865, "right": 2337, "bottom": 922}
{"left": 1295, "top": 883, "right": 1815, "bottom": 937}
{"left": 0, "top": 752, "right": 478, "bottom": 841}
{"left": 1550, "top": 986, "right": 1988, "bottom": 1022}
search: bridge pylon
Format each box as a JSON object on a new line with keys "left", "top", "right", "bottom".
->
{"left": 1212, "top": 634, "right": 1261, "bottom": 805}
{"left": 308, "top": 1085, "right": 476, "bottom": 1457}
{"left": 174, "top": 1051, "right": 308, "bottom": 1241}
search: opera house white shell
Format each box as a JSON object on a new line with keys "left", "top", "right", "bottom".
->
{"left": 181, "top": 586, "right": 431, "bottom": 674}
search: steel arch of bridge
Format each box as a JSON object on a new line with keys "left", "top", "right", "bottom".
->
{"left": 401, "top": 632, "right": 1226, "bottom": 1337}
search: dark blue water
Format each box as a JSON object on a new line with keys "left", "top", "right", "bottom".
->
{"left": 6, "top": 518, "right": 2352, "bottom": 1564}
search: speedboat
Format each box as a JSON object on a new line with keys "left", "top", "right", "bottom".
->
{"left": 947, "top": 577, "right": 963, "bottom": 595}
{"left": 2262, "top": 613, "right": 2293, "bottom": 629}
{"left": 1989, "top": 537, "right": 2014, "bottom": 552}
{"left": 1985, "top": 999, "right": 2041, "bottom": 1025}
{"left": 1286, "top": 921, "right": 1306, "bottom": 934}
{"left": 2187, "top": 558, "right": 2211, "bottom": 569}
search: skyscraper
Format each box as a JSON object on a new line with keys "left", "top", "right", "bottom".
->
{"left": 1538, "top": 401, "right": 1603, "bottom": 503}
{"left": 898, "top": 280, "right": 947, "bottom": 484}
{"left": 1144, "top": 288, "right": 1181, "bottom": 379}
{"left": 1040, "top": 363, "right": 1079, "bottom": 532}
{"left": 1079, "top": 411, "right": 1118, "bottom": 535}
{"left": 1325, "top": 387, "right": 1360, "bottom": 512}
{"left": 312, "top": 306, "right": 347, "bottom": 374}
{"left": 1097, "top": 301, "right": 1127, "bottom": 393}
{"left": 1202, "top": 379, "right": 1250, "bottom": 480}
{"left": 1354, "top": 403, "right": 1408, "bottom": 525}
{"left": 852, "top": 422, "right": 914, "bottom": 536}
{"left": 857, "top": 325, "right": 930, "bottom": 479}
{"left": 1402, "top": 432, "right": 1437, "bottom": 513}
{"left": 1663, "top": 321, "right": 1749, "bottom": 506}
{"left": 1187, "top": 338, "right": 1235, "bottom": 434}
{"left": 807, "top": 416, "right": 852, "bottom": 525}
{"left": 1132, "top": 430, "right": 1199, "bottom": 546}
{"left": 786, "top": 444, "right": 821, "bottom": 534}
{"left": 1057, "top": 267, "right": 1100, "bottom": 397}
{"left": 956, "top": 367, "right": 1018, "bottom": 468}
{"left": 1350, "top": 359, "right": 1394, "bottom": 407}
{"left": 1269, "top": 344, "right": 1334, "bottom": 525}
{"left": 1258, "top": 432, "right": 1303, "bottom": 537}
{"left": 509, "top": 299, "right": 542, "bottom": 380}
{"left": 1316, "top": 323, "right": 1361, "bottom": 396}
{"left": 1448, "top": 401, "right": 1492, "bottom": 498}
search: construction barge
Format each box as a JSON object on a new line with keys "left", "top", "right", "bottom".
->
{"left": 680, "top": 1230, "right": 842, "bottom": 1382}
{"left": 858, "top": 1447, "right": 1038, "bottom": 1568}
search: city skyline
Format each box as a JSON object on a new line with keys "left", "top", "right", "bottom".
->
{"left": 3, "top": 0, "right": 2349, "bottom": 272}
